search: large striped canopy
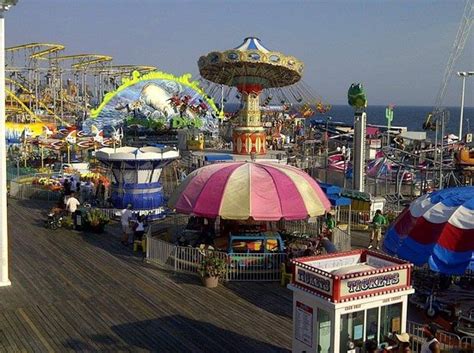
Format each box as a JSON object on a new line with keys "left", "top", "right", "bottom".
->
{"left": 384, "top": 187, "right": 474, "bottom": 275}
{"left": 169, "top": 162, "right": 331, "bottom": 221}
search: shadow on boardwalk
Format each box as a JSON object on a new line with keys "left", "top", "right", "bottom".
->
{"left": 63, "top": 315, "right": 291, "bottom": 353}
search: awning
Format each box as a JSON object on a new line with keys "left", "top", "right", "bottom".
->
{"left": 341, "top": 189, "right": 371, "bottom": 202}
{"left": 328, "top": 195, "right": 352, "bottom": 206}
{"left": 319, "top": 182, "right": 342, "bottom": 195}
{"left": 204, "top": 154, "right": 233, "bottom": 162}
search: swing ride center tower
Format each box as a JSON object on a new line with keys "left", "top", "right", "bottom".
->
{"left": 198, "top": 37, "right": 303, "bottom": 155}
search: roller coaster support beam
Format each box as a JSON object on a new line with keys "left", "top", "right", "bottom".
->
{"left": 0, "top": 0, "right": 17, "bottom": 288}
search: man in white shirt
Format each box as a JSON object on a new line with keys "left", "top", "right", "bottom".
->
{"left": 66, "top": 194, "right": 81, "bottom": 229}
{"left": 120, "top": 204, "right": 133, "bottom": 245}
{"left": 66, "top": 194, "right": 80, "bottom": 215}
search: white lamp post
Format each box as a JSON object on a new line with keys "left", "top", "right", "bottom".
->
{"left": 457, "top": 71, "right": 474, "bottom": 140}
{"left": 0, "top": 0, "right": 18, "bottom": 287}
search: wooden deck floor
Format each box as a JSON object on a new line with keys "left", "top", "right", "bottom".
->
{"left": 1, "top": 200, "right": 292, "bottom": 352}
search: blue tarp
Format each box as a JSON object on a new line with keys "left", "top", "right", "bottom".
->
{"left": 204, "top": 154, "right": 233, "bottom": 162}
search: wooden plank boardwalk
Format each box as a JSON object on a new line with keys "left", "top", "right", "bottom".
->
{"left": 0, "top": 200, "right": 292, "bottom": 352}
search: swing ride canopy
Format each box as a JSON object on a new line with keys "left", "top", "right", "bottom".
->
{"left": 168, "top": 161, "right": 331, "bottom": 221}
{"left": 383, "top": 187, "right": 474, "bottom": 275}
{"left": 198, "top": 37, "right": 303, "bottom": 88}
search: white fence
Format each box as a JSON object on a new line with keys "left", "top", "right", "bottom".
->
{"left": 227, "top": 252, "right": 288, "bottom": 281}
{"left": 146, "top": 228, "right": 351, "bottom": 282}
{"left": 146, "top": 235, "right": 287, "bottom": 282}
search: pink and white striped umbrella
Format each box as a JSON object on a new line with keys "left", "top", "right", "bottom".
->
{"left": 169, "top": 162, "right": 331, "bottom": 220}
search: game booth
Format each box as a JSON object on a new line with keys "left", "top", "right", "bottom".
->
{"left": 289, "top": 250, "right": 414, "bottom": 353}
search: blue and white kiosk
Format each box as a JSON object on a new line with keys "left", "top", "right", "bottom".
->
{"left": 96, "top": 146, "right": 179, "bottom": 217}
{"left": 289, "top": 250, "right": 414, "bottom": 353}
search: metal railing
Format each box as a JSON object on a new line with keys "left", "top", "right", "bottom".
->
{"left": 332, "top": 227, "right": 351, "bottom": 252}
{"left": 460, "top": 336, "right": 474, "bottom": 353}
{"left": 227, "top": 252, "right": 287, "bottom": 281}
{"left": 10, "top": 181, "right": 62, "bottom": 201}
{"left": 277, "top": 218, "right": 322, "bottom": 236}
{"left": 147, "top": 237, "right": 177, "bottom": 268}
{"left": 146, "top": 233, "right": 287, "bottom": 282}
{"left": 336, "top": 209, "right": 402, "bottom": 232}
{"left": 406, "top": 321, "right": 465, "bottom": 353}
{"left": 9, "top": 173, "right": 63, "bottom": 201}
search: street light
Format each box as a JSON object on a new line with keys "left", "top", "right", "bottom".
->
{"left": 325, "top": 116, "right": 332, "bottom": 182}
{"left": 456, "top": 71, "right": 474, "bottom": 140}
{"left": 0, "top": 0, "right": 18, "bottom": 287}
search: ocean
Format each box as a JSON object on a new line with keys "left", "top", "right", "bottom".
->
{"left": 315, "top": 105, "right": 474, "bottom": 136}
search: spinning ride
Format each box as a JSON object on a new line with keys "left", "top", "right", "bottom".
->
{"left": 96, "top": 146, "right": 179, "bottom": 213}
{"left": 198, "top": 37, "right": 303, "bottom": 155}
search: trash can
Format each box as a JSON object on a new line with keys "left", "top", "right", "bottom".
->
{"left": 74, "top": 210, "right": 84, "bottom": 231}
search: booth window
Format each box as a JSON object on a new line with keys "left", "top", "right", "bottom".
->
{"left": 380, "top": 302, "right": 402, "bottom": 343}
{"left": 340, "top": 310, "right": 364, "bottom": 352}
{"left": 317, "top": 308, "right": 331, "bottom": 353}
{"left": 366, "top": 308, "right": 379, "bottom": 342}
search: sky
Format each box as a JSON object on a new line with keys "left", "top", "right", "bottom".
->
{"left": 4, "top": 0, "right": 474, "bottom": 107}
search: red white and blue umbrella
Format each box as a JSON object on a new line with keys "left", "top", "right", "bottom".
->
{"left": 384, "top": 187, "right": 474, "bottom": 274}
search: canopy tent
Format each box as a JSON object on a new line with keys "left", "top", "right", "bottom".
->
{"left": 384, "top": 187, "right": 474, "bottom": 275}
{"left": 169, "top": 162, "right": 331, "bottom": 221}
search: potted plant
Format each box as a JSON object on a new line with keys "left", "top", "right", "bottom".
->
{"left": 61, "top": 215, "right": 74, "bottom": 230}
{"left": 198, "top": 252, "right": 227, "bottom": 288}
{"left": 84, "top": 209, "right": 110, "bottom": 233}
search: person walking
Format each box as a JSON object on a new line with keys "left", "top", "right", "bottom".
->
{"left": 65, "top": 193, "right": 80, "bottom": 229}
{"left": 421, "top": 324, "right": 440, "bottom": 353}
{"left": 325, "top": 212, "right": 336, "bottom": 240}
{"left": 133, "top": 215, "right": 146, "bottom": 247}
{"left": 369, "top": 210, "right": 387, "bottom": 250}
{"left": 120, "top": 204, "right": 133, "bottom": 246}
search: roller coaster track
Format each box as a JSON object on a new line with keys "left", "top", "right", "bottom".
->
{"left": 6, "top": 42, "right": 65, "bottom": 60}
{"left": 89, "top": 65, "right": 156, "bottom": 75}
{"left": 47, "top": 54, "right": 113, "bottom": 69}
{"left": 5, "top": 88, "right": 39, "bottom": 122}
{"left": 5, "top": 78, "right": 69, "bottom": 125}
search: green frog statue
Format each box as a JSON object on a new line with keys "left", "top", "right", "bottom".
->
{"left": 347, "top": 83, "right": 367, "bottom": 109}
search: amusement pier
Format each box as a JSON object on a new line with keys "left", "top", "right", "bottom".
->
{"left": 1, "top": 1, "right": 474, "bottom": 352}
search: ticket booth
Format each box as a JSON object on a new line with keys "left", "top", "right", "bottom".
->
{"left": 288, "top": 249, "right": 414, "bottom": 353}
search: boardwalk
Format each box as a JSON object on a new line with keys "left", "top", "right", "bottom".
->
{"left": 1, "top": 200, "right": 292, "bottom": 352}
